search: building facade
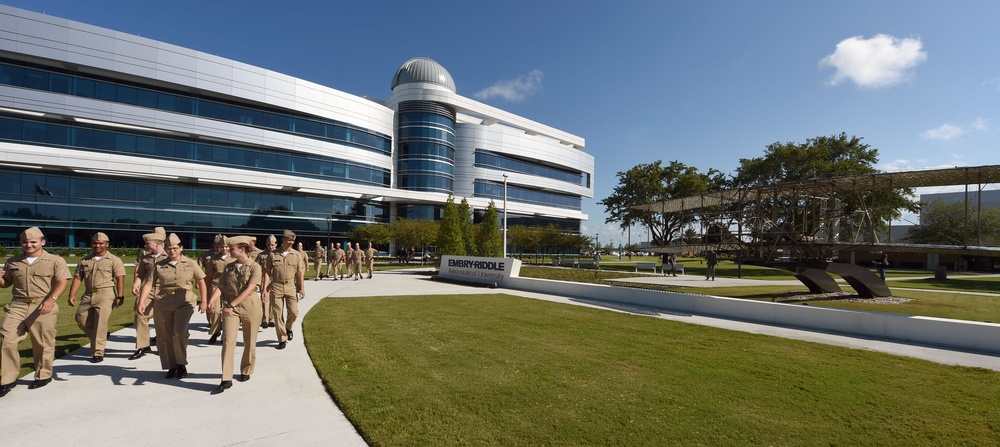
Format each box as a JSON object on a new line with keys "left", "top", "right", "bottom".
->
{"left": 0, "top": 6, "right": 593, "bottom": 248}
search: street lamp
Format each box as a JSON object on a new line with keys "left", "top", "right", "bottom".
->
{"left": 502, "top": 173, "right": 508, "bottom": 258}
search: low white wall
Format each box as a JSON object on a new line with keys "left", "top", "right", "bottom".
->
{"left": 501, "top": 276, "right": 1000, "bottom": 354}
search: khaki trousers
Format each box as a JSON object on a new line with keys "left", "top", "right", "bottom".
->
{"left": 366, "top": 260, "right": 374, "bottom": 278}
{"left": 134, "top": 296, "right": 154, "bottom": 349}
{"left": 1, "top": 300, "right": 58, "bottom": 383}
{"left": 152, "top": 291, "right": 195, "bottom": 370}
{"left": 270, "top": 292, "right": 298, "bottom": 342}
{"left": 313, "top": 260, "right": 323, "bottom": 279}
{"left": 354, "top": 261, "right": 362, "bottom": 278}
{"left": 328, "top": 260, "right": 342, "bottom": 278}
{"left": 75, "top": 290, "right": 115, "bottom": 356}
{"left": 221, "top": 295, "right": 262, "bottom": 381}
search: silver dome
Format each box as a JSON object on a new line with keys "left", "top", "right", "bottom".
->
{"left": 391, "top": 57, "right": 456, "bottom": 93}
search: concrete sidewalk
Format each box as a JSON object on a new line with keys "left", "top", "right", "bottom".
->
{"left": 4, "top": 268, "right": 999, "bottom": 446}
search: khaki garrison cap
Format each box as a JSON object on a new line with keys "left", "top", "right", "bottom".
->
{"left": 266, "top": 235, "right": 276, "bottom": 244}
{"left": 91, "top": 232, "right": 109, "bottom": 242}
{"left": 226, "top": 235, "right": 253, "bottom": 246}
{"left": 282, "top": 229, "right": 296, "bottom": 239}
{"left": 213, "top": 234, "right": 225, "bottom": 245}
{"left": 20, "top": 226, "right": 44, "bottom": 241}
{"left": 166, "top": 233, "right": 181, "bottom": 247}
{"left": 154, "top": 227, "right": 166, "bottom": 234}
{"left": 142, "top": 231, "right": 166, "bottom": 242}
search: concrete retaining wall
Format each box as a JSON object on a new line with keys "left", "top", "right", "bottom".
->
{"left": 502, "top": 276, "right": 1000, "bottom": 355}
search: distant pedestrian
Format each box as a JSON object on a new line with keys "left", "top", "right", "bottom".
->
{"left": 706, "top": 251, "right": 718, "bottom": 281}
{"left": 873, "top": 253, "right": 889, "bottom": 281}
{"left": 667, "top": 253, "right": 678, "bottom": 277}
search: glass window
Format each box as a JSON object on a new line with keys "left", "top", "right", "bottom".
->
{"left": 117, "top": 86, "right": 138, "bottom": 105}
{"left": 23, "top": 69, "right": 48, "bottom": 90}
{"left": 136, "top": 89, "right": 158, "bottom": 108}
{"left": 48, "top": 74, "right": 72, "bottom": 94}
{"left": 136, "top": 136, "right": 156, "bottom": 155}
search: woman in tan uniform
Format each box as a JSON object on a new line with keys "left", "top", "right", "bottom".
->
{"left": 137, "top": 233, "right": 207, "bottom": 379}
{"left": 209, "top": 236, "right": 262, "bottom": 393}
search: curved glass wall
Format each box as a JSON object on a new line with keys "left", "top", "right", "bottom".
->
{"left": 397, "top": 204, "right": 443, "bottom": 221}
{"left": 396, "top": 101, "right": 455, "bottom": 194}
{"left": 0, "top": 60, "right": 392, "bottom": 155}
{"left": 474, "top": 149, "right": 586, "bottom": 186}
{"left": 473, "top": 179, "right": 581, "bottom": 210}
{"left": 0, "top": 114, "right": 391, "bottom": 187}
{"left": 0, "top": 168, "right": 387, "bottom": 248}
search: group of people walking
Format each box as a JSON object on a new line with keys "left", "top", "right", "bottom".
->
{"left": 312, "top": 241, "right": 376, "bottom": 281}
{"left": 0, "top": 225, "right": 321, "bottom": 398}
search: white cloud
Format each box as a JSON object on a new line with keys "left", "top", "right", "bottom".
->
{"left": 473, "top": 69, "right": 544, "bottom": 102}
{"left": 920, "top": 117, "right": 989, "bottom": 140}
{"left": 819, "top": 34, "right": 927, "bottom": 88}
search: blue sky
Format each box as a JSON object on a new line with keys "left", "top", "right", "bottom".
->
{"left": 7, "top": 0, "right": 999, "bottom": 246}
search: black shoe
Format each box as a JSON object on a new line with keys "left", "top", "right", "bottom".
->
{"left": 260, "top": 321, "right": 269, "bottom": 329}
{"left": 213, "top": 380, "right": 232, "bottom": 394}
{"left": 0, "top": 382, "right": 14, "bottom": 398}
{"left": 90, "top": 355, "right": 104, "bottom": 363}
{"left": 176, "top": 365, "right": 188, "bottom": 379}
{"left": 209, "top": 332, "right": 220, "bottom": 345}
{"left": 237, "top": 374, "right": 251, "bottom": 382}
{"left": 128, "top": 347, "right": 151, "bottom": 360}
{"left": 277, "top": 341, "right": 287, "bottom": 350}
{"left": 165, "top": 368, "right": 177, "bottom": 379}
{"left": 268, "top": 322, "right": 275, "bottom": 328}
{"left": 150, "top": 336, "right": 156, "bottom": 345}
{"left": 29, "top": 378, "right": 52, "bottom": 389}
{"left": 287, "top": 330, "right": 293, "bottom": 341}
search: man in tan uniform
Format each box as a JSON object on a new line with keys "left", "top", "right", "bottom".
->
{"left": 130, "top": 228, "right": 166, "bottom": 360}
{"left": 262, "top": 230, "right": 305, "bottom": 350}
{"left": 68, "top": 232, "right": 126, "bottom": 363}
{"left": 313, "top": 241, "right": 326, "bottom": 280}
{"left": 199, "top": 234, "right": 234, "bottom": 345}
{"left": 0, "top": 227, "right": 71, "bottom": 396}
{"left": 364, "top": 242, "right": 377, "bottom": 279}
{"left": 353, "top": 242, "right": 364, "bottom": 280}
{"left": 257, "top": 235, "right": 276, "bottom": 329}
{"left": 328, "top": 242, "right": 344, "bottom": 280}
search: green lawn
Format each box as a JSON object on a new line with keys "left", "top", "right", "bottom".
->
{"left": 305, "top": 294, "right": 1000, "bottom": 446}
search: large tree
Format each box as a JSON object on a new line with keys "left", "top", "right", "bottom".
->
{"left": 476, "top": 201, "right": 503, "bottom": 257}
{"left": 349, "top": 223, "right": 391, "bottom": 246}
{"left": 732, "top": 133, "right": 919, "bottom": 243}
{"left": 905, "top": 198, "right": 1000, "bottom": 246}
{"left": 599, "top": 160, "right": 723, "bottom": 245}
{"left": 436, "top": 194, "right": 466, "bottom": 261}
{"left": 458, "top": 198, "right": 476, "bottom": 256}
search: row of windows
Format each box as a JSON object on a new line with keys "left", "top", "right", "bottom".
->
{"left": 397, "top": 126, "right": 456, "bottom": 145}
{"left": 473, "top": 180, "right": 581, "bottom": 210}
{"left": 397, "top": 141, "right": 456, "bottom": 162}
{"left": 474, "top": 150, "right": 588, "bottom": 186}
{"left": 397, "top": 174, "right": 455, "bottom": 194}
{"left": 1, "top": 168, "right": 388, "bottom": 223}
{"left": 398, "top": 112, "right": 455, "bottom": 129}
{"left": 0, "top": 115, "right": 391, "bottom": 187}
{"left": 0, "top": 60, "right": 393, "bottom": 154}
{"left": 397, "top": 159, "right": 455, "bottom": 176}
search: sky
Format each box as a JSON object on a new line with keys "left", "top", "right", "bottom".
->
{"left": 6, "top": 0, "right": 1000, "bottom": 247}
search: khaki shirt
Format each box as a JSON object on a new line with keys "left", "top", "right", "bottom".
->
{"left": 344, "top": 248, "right": 354, "bottom": 263}
{"left": 200, "top": 250, "right": 235, "bottom": 293}
{"left": 315, "top": 247, "right": 326, "bottom": 263}
{"left": 218, "top": 261, "right": 262, "bottom": 303}
{"left": 136, "top": 252, "right": 165, "bottom": 285}
{"left": 364, "top": 248, "right": 376, "bottom": 263}
{"left": 151, "top": 256, "right": 206, "bottom": 299}
{"left": 331, "top": 248, "right": 344, "bottom": 263}
{"left": 263, "top": 249, "right": 304, "bottom": 295}
{"left": 2, "top": 250, "right": 71, "bottom": 300}
{"left": 75, "top": 252, "right": 125, "bottom": 293}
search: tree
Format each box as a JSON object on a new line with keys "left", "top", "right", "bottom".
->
{"left": 458, "top": 198, "right": 476, "bottom": 256}
{"left": 476, "top": 201, "right": 503, "bottom": 257}
{"left": 391, "top": 218, "right": 438, "bottom": 253}
{"left": 599, "top": 160, "right": 723, "bottom": 246}
{"left": 436, "top": 194, "right": 466, "bottom": 261}
{"left": 732, "top": 133, "right": 919, "bottom": 243}
{"left": 507, "top": 225, "right": 538, "bottom": 259}
{"left": 349, "top": 223, "right": 391, "bottom": 246}
{"left": 904, "top": 199, "right": 1000, "bottom": 246}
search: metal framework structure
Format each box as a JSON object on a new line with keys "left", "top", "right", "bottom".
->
{"left": 631, "top": 164, "right": 1000, "bottom": 297}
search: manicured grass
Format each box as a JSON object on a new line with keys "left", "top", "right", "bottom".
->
{"left": 305, "top": 294, "right": 1000, "bottom": 446}
{"left": 887, "top": 276, "right": 1000, "bottom": 293}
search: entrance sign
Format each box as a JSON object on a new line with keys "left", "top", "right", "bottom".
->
{"left": 439, "top": 256, "right": 521, "bottom": 285}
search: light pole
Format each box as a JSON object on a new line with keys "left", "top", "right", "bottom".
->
{"left": 502, "top": 173, "right": 508, "bottom": 258}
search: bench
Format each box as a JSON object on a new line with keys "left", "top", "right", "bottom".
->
{"left": 577, "top": 259, "right": 597, "bottom": 269}
{"left": 635, "top": 261, "right": 657, "bottom": 273}
{"left": 663, "top": 263, "right": 685, "bottom": 275}
{"left": 560, "top": 257, "right": 577, "bottom": 267}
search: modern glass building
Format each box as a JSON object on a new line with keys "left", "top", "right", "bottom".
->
{"left": 0, "top": 6, "right": 594, "bottom": 248}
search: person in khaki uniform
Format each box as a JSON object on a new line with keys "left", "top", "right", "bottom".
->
{"left": 137, "top": 233, "right": 207, "bottom": 379}
{"left": 257, "top": 235, "right": 276, "bottom": 329}
{"left": 313, "top": 241, "right": 326, "bottom": 280}
{"left": 327, "top": 242, "right": 344, "bottom": 280}
{"left": 208, "top": 235, "right": 263, "bottom": 394}
{"left": 296, "top": 242, "right": 310, "bottom": 275}
{"left": 343, "top": 243, "right": 355, "bottom": 279}
{"left": 130, "top": 228, "right": 166, "bottom": 360}
{"left": 67, "top": 232, "right": 126, "bottom": 363}
{"left": 352, "top": 242, "right": 364, "bottom": 280}
{"left": 364, "top": 242, "right": 376, "bottom": 279}
{"left": 262, "top": 229, "right": 305, "bottom": 350}
{"left": 0, "top": 227, "right": 71, "bottom": 397}
{"left": 199, "top": 234, "right": 234, "bottom": 345}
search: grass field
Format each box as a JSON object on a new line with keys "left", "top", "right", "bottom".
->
{"left": 305, "top": 294, "right": 1000, "bottom": 446}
